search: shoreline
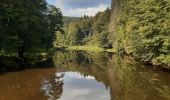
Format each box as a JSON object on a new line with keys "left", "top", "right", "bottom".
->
{"left": 55, "top": 46, "right": 170, "bottom": 70}
{"left": 55, "top": 45, "right": 116, "bottom": 53}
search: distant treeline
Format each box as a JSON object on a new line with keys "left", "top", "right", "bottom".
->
{"left": 62, "top": 16, "right": 80, "bottom": 25}
{"left": 55, "top": 8, "right": 113, "bottom": 48}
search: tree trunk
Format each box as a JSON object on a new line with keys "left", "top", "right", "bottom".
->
{"left": 17, "top": 45, "right": 27, "bottom": 69}
{"left": 18, "top": 43, "right": 25, "bottom": 59}
{"left": 18, "top": 45, "right": 25, "bottom": 59}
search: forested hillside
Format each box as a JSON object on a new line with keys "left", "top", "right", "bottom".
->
{"left": 62, "top": 16, "right": 80, "bottom": 25}
{"left": 55, "top": 8, "right": 113, "bottom": 48}
{"left": 110, "top": 0, "right": 170, "bottom": 68}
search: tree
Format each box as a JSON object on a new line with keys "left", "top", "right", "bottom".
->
{"left": 56, "top": 8, "right": 112, "bottom": 48}
{"left": 46, "top": 5, "right": 63, "bottom": 49}
{"left": 0, "top": 0, "right": 63, "bottom": 58}
{"left": 113, "top": 0, "right": 170, "bottom": 68}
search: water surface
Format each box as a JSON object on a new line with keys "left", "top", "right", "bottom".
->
{"left": 0, "top": 51, "right": 170, "bottom": 100}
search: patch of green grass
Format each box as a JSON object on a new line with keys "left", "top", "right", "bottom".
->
{"left": 105, "top": 48, "right": 116, "bottom": 53}
{"left": 67, "top": 46, "right": 104, "bottom": 52}
{"left": 56, "top": 45, "right": 116, "bottom": 53}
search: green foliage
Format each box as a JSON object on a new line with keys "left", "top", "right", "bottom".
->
{"left": 62, "top": 16, "right": 80, "bottom": 25}
{"left": 0, "top": 0, "right": 63, "bottom": 58}
{"left": 56, "top": 8, "right": 112, "bottom": 48}
{"left": 113, "top": 0, "right": 170, "bottom": 68}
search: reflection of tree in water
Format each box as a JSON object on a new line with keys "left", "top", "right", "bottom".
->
{"left": 41, "top": 73, "right": 65, "bottom": 100}
{"left": 53, "top": 50, "right": 112, "bottom": 68}
{"left": 53, "top": 50, "right": 112, "bottom": 88}
{"left": 108, "top": 56, "right": 170, "bottom": 100}
{"left": 52, "top": 50, "right": 170, "bottom": 100}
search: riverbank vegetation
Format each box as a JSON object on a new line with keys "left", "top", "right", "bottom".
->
{"left": 111, "top": 0, "right": 170, "bottom": 69}
{"left": 55, "top": 46, "right": 116, "bottom": 53}
{"left": 0, "top": 0, "right": 63, "bottom": 58}
{"left": 0, "top": 0, "right": 62, "bottom": 71}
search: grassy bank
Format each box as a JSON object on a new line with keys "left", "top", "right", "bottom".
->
{"left": 55, "top": 45, "right": 116, "bottom": 53}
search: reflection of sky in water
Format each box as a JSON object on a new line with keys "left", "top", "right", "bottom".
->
{"left": 57, "top": 72, "right": 110, "bottom": 100}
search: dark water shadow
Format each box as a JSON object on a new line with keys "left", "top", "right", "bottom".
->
{"left": 0, "top": 55, "right": 55, "bottom": 74}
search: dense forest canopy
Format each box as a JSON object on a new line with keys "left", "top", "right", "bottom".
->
{"left": 0, "top": 0, "right": 63, "bottom": 58}
{"left": 111, "top": 0, "right": 170, "bottom": 68}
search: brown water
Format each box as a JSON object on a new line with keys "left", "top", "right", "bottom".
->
{"left": 0, "top": 51, "right": 170, "bottom": 100}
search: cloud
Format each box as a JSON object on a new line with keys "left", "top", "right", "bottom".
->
{"left": 55, "top": 0, "right": 110, "bottom": 9}
{"left": 67, "top": 4, "right": 109, "bottom": 16}
{"left": 52, "top": 0, "right": 111, "bottom": 16}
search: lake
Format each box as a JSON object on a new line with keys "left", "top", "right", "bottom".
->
{"left": 0, "top": 50, "right": 170, "bottom": 100}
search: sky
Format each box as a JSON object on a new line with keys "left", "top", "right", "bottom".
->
{"left": 46, "top": 0, "right": 111, "bottom": 17}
